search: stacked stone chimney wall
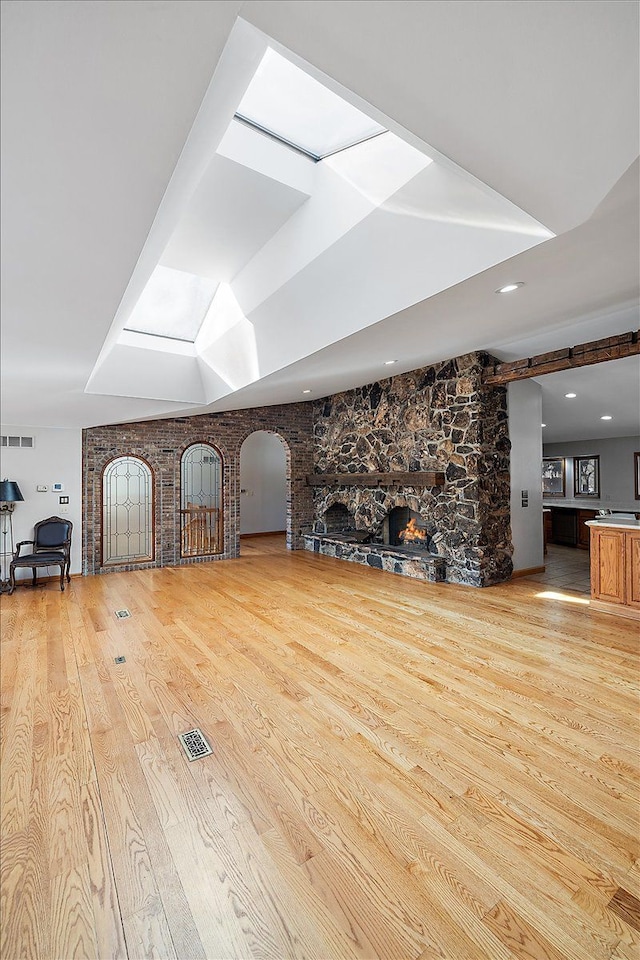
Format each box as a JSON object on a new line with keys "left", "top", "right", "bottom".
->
{"left": 311, "top": 352, "right": 512, "bottom": 586}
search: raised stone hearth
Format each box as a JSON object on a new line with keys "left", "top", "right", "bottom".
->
{"left": 303, "top": 534, "right": 447, "bottom": 582}
{"left": 308, "top": 352, "right": 512, "bottom": 587}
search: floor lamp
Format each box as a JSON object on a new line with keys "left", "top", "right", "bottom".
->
{"left": 0, "top": 480, "right": 24, "bottom": 594}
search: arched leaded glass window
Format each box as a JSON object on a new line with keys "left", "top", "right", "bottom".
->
{"left": 102, "top": 456, "right": 153, "bottom": 564}
{"left": 180, "top": 443, "right": 223, "bottom": 557}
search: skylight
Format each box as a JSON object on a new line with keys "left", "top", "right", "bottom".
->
{"left": 235, "top": 47, "right": 386, "bottom": 160}
{"left": 124, "top": 266, "right": 218, "bottom": 342}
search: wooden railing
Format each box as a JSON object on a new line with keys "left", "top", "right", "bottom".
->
{"left": 180, "top": 506, "right": 222, "bottom": 557}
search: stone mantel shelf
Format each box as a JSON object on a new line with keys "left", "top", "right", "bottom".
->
{"left": 306, "top": 471, "right": 445, "bottom": 488}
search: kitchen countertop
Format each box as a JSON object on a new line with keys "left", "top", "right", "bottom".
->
{"left": 543, "top": 500, "right": 639, "bottom": 513}
{"left": 586, "top": 518, "right": 640, "bottom": 529}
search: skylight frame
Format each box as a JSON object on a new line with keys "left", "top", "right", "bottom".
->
{"left": 234, "top": 47, "right": 387, "bottom": 162}
{"left": 123, "top": 265, "right": 218, "bottom": 344}
{"left": 122, "top": 327, "right": 201, "bottom": 345}
{"left": 233, "top": 112, "right": 387, "bottom": 162}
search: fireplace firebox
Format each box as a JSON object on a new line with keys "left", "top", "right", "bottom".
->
{"left": 382, "top": 506, "right": 436, "bottom": 554}
{"left": 321, "top": 503, "right": 355, "bottom": 534}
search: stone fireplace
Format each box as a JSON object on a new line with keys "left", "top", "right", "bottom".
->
{"left": 305, "top": 351, "right": 513, "bottom": 587}
{"left": 310, "top": 489, "right": 447, "bottom": 582}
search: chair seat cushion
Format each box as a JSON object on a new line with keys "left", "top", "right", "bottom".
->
{"left": 13, "top": 551, "right": 66, "bottom": 564}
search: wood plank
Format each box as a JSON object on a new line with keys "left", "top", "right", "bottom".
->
{"left": 121, "top": 894, "right": 178, "bottom": 960}
{"left": 49, "top": 864, "right": 99, "bottom": 960}
{"left": 260, "top": 827, "right": 362, "bottom": 959}
{"left": 446, "top": 814, "right": 616, "bottom": 959}
{"left": 608, "top": 887, "right": 640, "bottom": 931}
{"left": 611, "top": 930, "right": 640, "bottom": 960}
{"left": 623, "top": 859, "right": 640, "bottom": 900}
{"left": 483, "top": 898, "right": 569, "bottom": 960}
{"left": 80, "top": 780, "right": 128, "bottom": 960}
{"left": 47, "top": 753, "right": 88, "bottom": 876}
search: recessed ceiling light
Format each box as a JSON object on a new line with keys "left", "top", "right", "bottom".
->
{"left": 564, "top": 392, "right": 577, "bottom": 399}
{"left": 496, "top": 282, "right": 525, "bottom": 294}
{"left": 302, "top": 389, "right": 311, "bottom": 394}
{"left": 541, "top": 423, "right": 546, "bottom": 428}
{"left": 600, "top": 415, "right": 612, "bottom": 420}
{"left": 384, "top": 360, "right": 397, "bottom": 365}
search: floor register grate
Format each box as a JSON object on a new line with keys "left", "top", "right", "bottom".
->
{"left": 178, "top": 728, "right": 213, "bottom": 761}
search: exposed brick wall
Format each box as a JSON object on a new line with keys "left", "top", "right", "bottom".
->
{"left": 83, "top": 405, "right": 314, "bottom": 575}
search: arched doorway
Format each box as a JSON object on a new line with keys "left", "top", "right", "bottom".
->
{"left": 240, "top": 431, "right": 287, "bottom": 542}
{"left": 180, "top": 442, "right": 223, "bottom": 557}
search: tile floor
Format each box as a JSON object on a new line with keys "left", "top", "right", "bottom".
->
{"left": 522, "top": 543, "right": 591, "bottom": 595}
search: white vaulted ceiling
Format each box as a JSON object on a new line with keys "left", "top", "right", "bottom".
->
{"left": 1, "top": 0, "right": 638, "bottom": 436}
{"left": 160, "top": 153, "right": 310, "bottom": 283}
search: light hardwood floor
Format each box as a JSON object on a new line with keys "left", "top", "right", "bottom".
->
{"left": 1, "top": 535, "right": 639, "bottom": 960}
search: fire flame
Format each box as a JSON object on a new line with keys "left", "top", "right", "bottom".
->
{"left": 399, "top": 518, "right": 428, "bottom": 542}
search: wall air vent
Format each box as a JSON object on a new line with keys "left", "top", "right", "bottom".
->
{"left": 1, "top": 435, "right": 34, "bottom": 448}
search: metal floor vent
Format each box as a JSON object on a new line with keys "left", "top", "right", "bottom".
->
{"left": 115, "top": 609, "right": 131, "bottom": 619}
{"left": 179, "top": 728, "right": 213, "bottom": 761}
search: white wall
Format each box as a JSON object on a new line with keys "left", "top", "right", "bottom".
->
{"left": 0, "top": 425, "right": 83, "bottom": 576}
{"left": 240, "top": 431, "right": 287, "bottom": 535}
{"left": 543, "top": 435, "right": 640, "bottom": 510}
{"left": 508, "top": 381, "right": 544, "bottom": 573}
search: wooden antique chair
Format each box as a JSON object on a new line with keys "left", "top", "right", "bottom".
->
{"left": 9, "top": 515, "right": 73, "bottom": 594}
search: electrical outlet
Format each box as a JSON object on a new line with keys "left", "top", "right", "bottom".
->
{"left": 36, "top": 484, "right": 48, "bottom": 492}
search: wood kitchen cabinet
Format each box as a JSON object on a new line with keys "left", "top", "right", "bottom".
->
{"left": 543, "top": 510, "right": 552, "bottom": 554}
{"left": 626, "top": 529, "right": 640, "bottom": 607}
{"left": 589, "top": 523, "right": 640, "bottom": 616}
{"left": 577, "top": 509, "right": 597, "bottom": 549}
{"left": 590, "top": 527, "right": 625, "bottom": 603}
{"left": 551, "top": 508, "right": 577, "bottom": 546}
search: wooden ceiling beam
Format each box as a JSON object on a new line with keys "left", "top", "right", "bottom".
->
{"left": 483, "top": 330, "right": 639, "bottom": 385}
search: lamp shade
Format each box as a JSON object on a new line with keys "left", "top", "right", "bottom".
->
{"left": 0, "top": 480, "right": 24, "bottom": 503}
